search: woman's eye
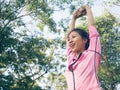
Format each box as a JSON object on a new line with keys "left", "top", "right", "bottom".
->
{"left": 67, "top": 35, "right": 77, "bottom": 41}
{"left": 72, "top": 36, "right": 76, "bottom": 38}
{"left": 67, "top": 38, "right": 70, "bottom": 41}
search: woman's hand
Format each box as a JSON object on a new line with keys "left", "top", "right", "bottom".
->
{"left": 72, "top": 8, "right": 86, "bottom": 20}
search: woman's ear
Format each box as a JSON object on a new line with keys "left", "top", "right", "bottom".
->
{"left": 83, "top": 39, "right": 88, "bottom": 44}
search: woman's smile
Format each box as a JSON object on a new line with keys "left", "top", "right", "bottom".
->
{"left": 70, "top": 43, "right": 75, "bottom": 48}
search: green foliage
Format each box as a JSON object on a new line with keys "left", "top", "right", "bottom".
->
{"left": 26, "top": 0, "right": 56, "bottom": 32}
{"left": 96, "top": 12, "right": 120, "bottom": 90}
{"left": 1, "top": 0, "right": 120, "bottom": 90}
{"left": 0, "top": 0, "right": 57, "bottom": 89}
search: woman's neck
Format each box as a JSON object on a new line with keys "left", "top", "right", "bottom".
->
{"left": 76, "top": 50, "right": 85, "bottom": 58}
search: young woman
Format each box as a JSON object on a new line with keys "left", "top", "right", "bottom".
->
{"left": 65, "top": 5, "right": 102, "bottom": 90}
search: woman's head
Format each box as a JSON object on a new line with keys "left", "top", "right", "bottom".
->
{"left": 67, "top": 28, "right": 90, "bottom": 53}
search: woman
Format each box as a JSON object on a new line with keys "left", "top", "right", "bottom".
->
{"left": 65, "top": 5, "right": 102, "bottom": 90}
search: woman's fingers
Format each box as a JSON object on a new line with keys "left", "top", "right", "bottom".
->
{"left": 76, "top": 8, "right": 86, "bottom": 18}
{"left": 72, "top": 7, "right": 86, "bottom": 19}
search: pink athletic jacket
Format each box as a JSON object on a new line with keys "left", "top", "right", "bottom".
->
{"left": 65, "top": 26, "right": 102, "bottom": 90}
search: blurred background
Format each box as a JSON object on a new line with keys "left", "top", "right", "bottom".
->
{"left": 0, "top": 0, "right": 120, "bottom": 90}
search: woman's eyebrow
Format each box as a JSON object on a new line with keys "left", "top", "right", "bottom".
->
{"left": 71, "top": 34, "right": 78, "bottom": 36}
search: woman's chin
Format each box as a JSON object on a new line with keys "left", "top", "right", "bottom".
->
{"left": 71, "top": 48, "right": 77, "bottom": 52}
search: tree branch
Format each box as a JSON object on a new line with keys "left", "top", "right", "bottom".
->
{"left": 113, "top": 3, "right": 120, "bottom": 7}
{"left": 2, "top": 11, "right": 33, "bottom": 31}
{"left": 33, "top": 70, "right": 48, "bottom": 81}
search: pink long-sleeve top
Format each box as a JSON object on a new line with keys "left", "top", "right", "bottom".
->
{"left": 65, "top": 26, "right": 102, "bottom": 90}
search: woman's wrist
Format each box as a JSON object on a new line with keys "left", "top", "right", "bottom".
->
{"left": 72, "top": 16, "right": 77, "bottom": 21}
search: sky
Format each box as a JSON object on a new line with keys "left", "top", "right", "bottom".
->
{"left": 52, "top": 0, "right": 104, "bottom": 22}
{"left": 19, "top": 0, "right": 120, "bottom": 39}
{"left": 52, "top": 0, "right": 120, "bottom": 23}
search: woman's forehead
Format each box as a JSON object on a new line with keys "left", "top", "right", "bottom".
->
{"left": 68, "top": 31, "right": 80, "bottom": 37}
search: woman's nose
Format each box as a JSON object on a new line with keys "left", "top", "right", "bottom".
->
{"left": 68, "top": 39, "right": 73, "bottom": 43}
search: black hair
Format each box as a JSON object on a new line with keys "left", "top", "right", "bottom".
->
{"left": 67, "top": 28, "right": 90, "bottom": 50}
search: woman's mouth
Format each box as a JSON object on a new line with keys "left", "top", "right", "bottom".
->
{"left": 70, "top": 43, "right": 75, "bottom": 49}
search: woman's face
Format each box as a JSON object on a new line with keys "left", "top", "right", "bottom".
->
{"left": 67, "top": 31, "right": 87, "bottom": 53}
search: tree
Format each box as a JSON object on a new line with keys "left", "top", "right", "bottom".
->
{"left": 96, "top": 12, "right": 120, "bottom": 90}
{"left": 1, "top": 0, "right": 120, "bottom": 90}
{"left": 0, "top": 0, "right": 56, "bottom": 89}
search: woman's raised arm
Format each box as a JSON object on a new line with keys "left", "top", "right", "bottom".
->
{"left": 68, "top": 8, "right": 86, "bottom": 32}
{"left": 82, "top": 5, "right": 95, "bottom": 27}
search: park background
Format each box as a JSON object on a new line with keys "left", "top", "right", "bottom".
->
{"left": 0, "top": 0, "right": 120, "bottom": 90}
